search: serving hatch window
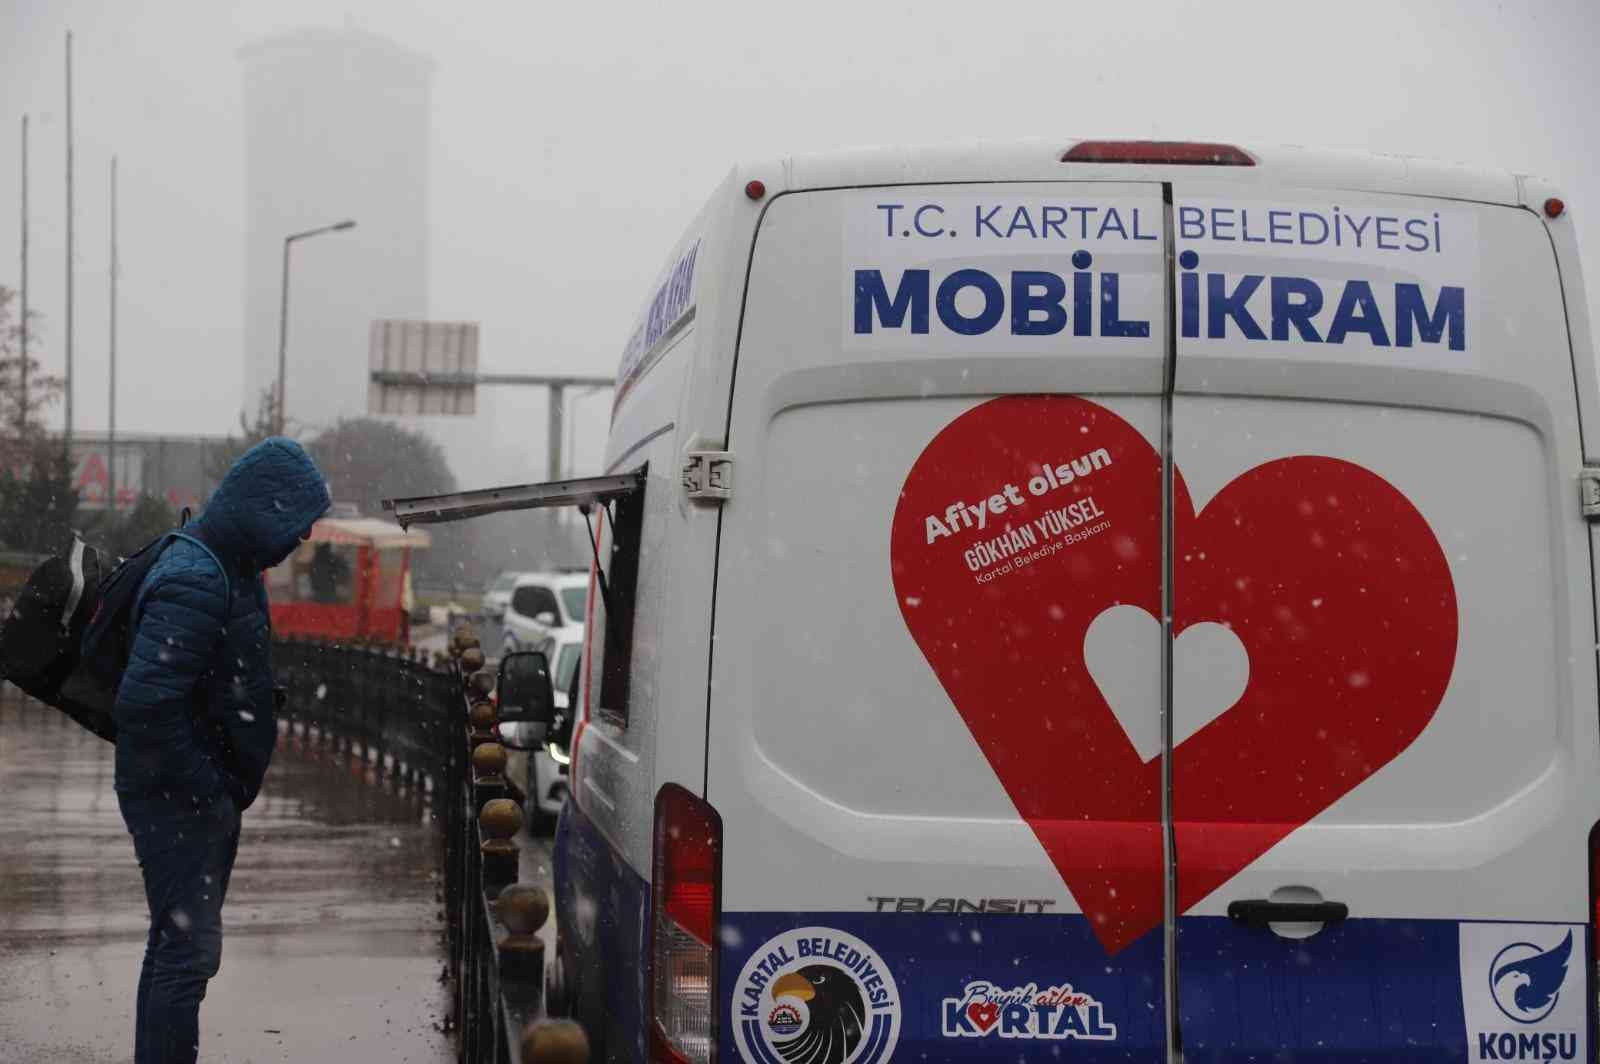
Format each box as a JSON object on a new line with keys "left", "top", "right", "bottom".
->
{"left": 382, "top": 467, "right": 650, "bottom": 725}
{"left": 595, "top": 479, "right": 644, "bottom": 725}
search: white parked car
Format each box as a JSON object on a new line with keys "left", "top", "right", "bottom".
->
{"left": 522, "top": 629, "right": 582, "bottom": 834}
{"left": 480, "top": 570, "right": 527, "bottom": 621}
{"left": 500, "top": 571, "right": 588, "bottom": 655}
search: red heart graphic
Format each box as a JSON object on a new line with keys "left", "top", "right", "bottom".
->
{"left": 968, "top": 1002, "right": 1001, "bottom": 1032}
{"left": 890, "top": 396, "right": 1456, "bottom": 955}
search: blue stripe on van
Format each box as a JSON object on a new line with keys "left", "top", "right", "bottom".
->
{"left": 719, "top": 911, "right": 1166, "bottom": 1063}
{"left": 717, "top": 912, "right": 1495, "bottom": 1063}
{"left": 1177, "top": 915, "right": 1467, "bottom": 1063}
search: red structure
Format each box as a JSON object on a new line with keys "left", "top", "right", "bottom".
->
{"left": 266, "top": 517, "right": 430, "bottom": 644}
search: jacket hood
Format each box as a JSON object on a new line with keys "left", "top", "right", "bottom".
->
{"left": 196, "top": 438, "right": 331, "bottom": 572}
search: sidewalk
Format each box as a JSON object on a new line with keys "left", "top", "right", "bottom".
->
{"left": 0, "top": 695, "right": 453, "bottom": 1063}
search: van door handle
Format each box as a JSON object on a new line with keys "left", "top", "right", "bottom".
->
{"left": 1226, "top": 899, "right": 1349, "bottom": 929}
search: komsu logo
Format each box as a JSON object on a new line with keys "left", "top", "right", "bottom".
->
{"left": 1475, "top": 930, "right": 1579, "bottom": 1061}
{"left": 731, "top": 927, "right": 900, "bottom": 1064}
{"left": 1491, "top": 930, "right": 1573, "bottom": 1024}
{"left": 942, "top": 979, "right": 1117, "bottom": 1041}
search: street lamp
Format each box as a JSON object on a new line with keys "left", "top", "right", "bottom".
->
{"left": 276, "top": 219, "right": 356, "bottom": 435}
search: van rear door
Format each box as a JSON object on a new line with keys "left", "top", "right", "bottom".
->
{"left": 1167, "top": 186, "right": 1600, "bottom": 1063}
{"left": 708, "top": 184, "right": 1174, "bottom": 1063}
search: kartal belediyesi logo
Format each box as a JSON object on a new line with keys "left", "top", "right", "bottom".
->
{"left": 1490, "top": 930, "right": 1573, "bottom": 1025}
{"left": 732, "top": 927, "right": 900, "bottom": 1064}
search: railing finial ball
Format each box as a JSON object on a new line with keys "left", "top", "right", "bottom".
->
{"left": 521, "top": 1019, "right": 590, "bottom": 1064}
{"left": 471, "top": 741, "right": 508, "bottom": 779}
{"left": 479, "top": 797, "right": 524, "bottom": 840}
{"left": 469, "top": 700, "right": 498, "bottom": 730}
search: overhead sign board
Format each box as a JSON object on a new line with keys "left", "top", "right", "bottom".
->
{"left": 367, "top": 320, "right": 481, "bottom": 416}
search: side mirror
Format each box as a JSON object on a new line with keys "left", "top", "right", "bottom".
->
{"left": 534, "top": 611, "right": 557, "bottom": 626}
{"left": 498, "top": 651, "right": 556, "bottom": 730}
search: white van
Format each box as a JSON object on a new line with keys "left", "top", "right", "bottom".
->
{"left": 391, "top": 139, "right": 1600, "bottom": 1064}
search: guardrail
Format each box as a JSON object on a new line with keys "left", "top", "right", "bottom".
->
{"left": 274, "top": 632, "right": 590, "bottom": 1064}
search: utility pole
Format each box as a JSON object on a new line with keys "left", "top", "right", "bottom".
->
{"left": 64, "top": 31, "right": 75, "bottom": 449}
{"left": 19, "top": 115, "right": 28, "bottom": 433}
{"left": 108, "top": 156, "right": 118, "bottom": 514}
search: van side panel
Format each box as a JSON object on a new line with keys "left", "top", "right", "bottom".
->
{"left": 559, "top": 188, "right": 733, "bottom": 1061}
{"left": 561, "top": 367, "right": 682, "bottom": 1063}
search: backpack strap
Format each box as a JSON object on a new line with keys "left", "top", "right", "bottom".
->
{"left": 60, "top": 535, "right": 88, "bottom": 634}
{"left": 131, "top": 533, "right": 234, "bottom": 630}
{"left": 171, "top": 532, "right": 234, "bottom": 621}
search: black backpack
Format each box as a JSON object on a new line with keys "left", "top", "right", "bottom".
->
{"left": 0, "top": 522, "right": 228, "bottom": 742}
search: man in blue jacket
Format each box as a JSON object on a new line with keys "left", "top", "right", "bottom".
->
{"left": 114, "top": 437, "right": 330, "bottom": 1064}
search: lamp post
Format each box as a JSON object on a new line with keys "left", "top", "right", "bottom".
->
{"left": 276, "top": 219, "right": 356, "bottom": 436}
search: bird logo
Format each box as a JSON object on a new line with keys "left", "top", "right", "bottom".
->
{"left": 766, "top": 965, "right": 867, "bottom": 1064}
{"left": 732, "top": 927, "right": 901, "bottom": 1064}
{"left": 1490, "top": 930, "right": 1573, "bottom": 1024}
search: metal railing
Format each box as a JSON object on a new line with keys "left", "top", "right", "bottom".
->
{"left": 274, "top": 638, "right": 456, "bottom": 788}
{"left": 274, "top": 632, "right": 590, "bottom": 1063}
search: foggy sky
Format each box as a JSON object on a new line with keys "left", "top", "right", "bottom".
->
{"left": 2, "top": 0, "right": 1599, "bottom": 491}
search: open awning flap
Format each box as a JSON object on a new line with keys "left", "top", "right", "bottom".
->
{"left": 382, "top": 471, "right": 645, "bottom": 529}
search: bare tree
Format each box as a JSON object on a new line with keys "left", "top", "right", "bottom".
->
{"left": 0, "top": 286, "right": 77, "bottom": 552}
{"left": 0, "top": 285, "right": 65, "bottom": 464}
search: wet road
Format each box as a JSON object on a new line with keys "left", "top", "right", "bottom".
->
{"left": 0, "top": 692, "right": 456, "bottom": 1063}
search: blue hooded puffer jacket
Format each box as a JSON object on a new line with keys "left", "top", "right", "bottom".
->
{"left": 113, "top": 438, "right": 331, "bottom": 808}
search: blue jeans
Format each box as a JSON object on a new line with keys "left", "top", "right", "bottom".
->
{"left": 118, "top": 790, "right": 241, "bottom": 1064}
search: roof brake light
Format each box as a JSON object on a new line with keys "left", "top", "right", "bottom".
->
{"left": 1062, "top": 140, "right": 1256, "bottom": 166}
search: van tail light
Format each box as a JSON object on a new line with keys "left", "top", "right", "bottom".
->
{"left": 651, "top": 783, "right": 723, "bottom": 1064}
{"left": 1061, "top": 140, "right": 1255, "bottom": 166}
